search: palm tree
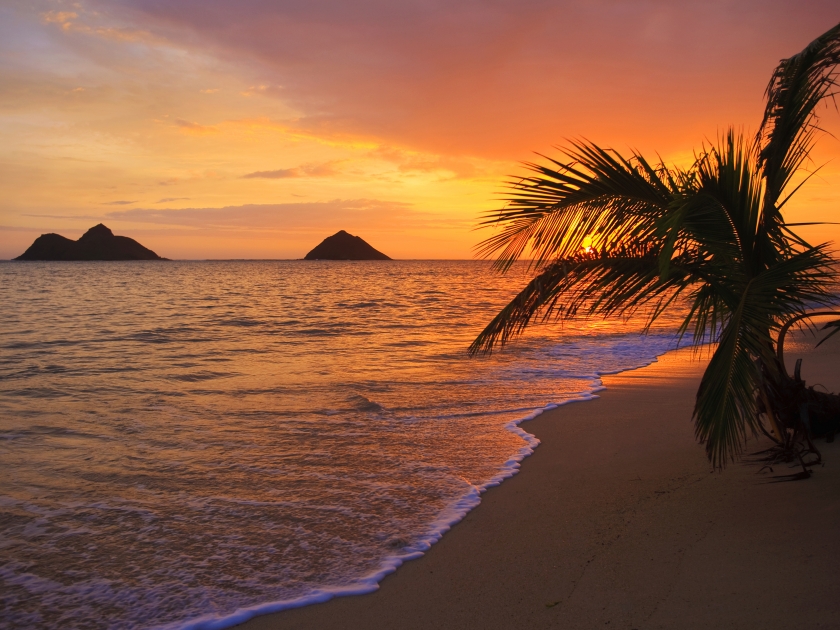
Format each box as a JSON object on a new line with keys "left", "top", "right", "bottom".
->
{"left": 471, "top": 23, "right": 840, "bottom": 472}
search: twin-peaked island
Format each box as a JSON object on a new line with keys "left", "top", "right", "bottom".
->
{"left": 15, "top": 224, "right": 166, "bottom": 260}
{"left": 14, "top": 226, "right": 390, "bottom": 261}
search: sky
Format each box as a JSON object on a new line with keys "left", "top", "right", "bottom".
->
{"left": 1, "top": 0, "right": 839, "bottom": 259}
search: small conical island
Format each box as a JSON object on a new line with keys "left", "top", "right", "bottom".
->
{"left": 304, "top": 230, "right": 391, "bottom": 260}
{"left": 14, "top": 224, "right": 166, "bottom": 261}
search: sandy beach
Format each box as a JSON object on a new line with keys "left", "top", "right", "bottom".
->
{"left": 237, "top": 335, "right": 840, "bottom": 630}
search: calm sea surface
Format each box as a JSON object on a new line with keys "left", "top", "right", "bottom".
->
{"left": 1, "top": 261, "right": 685, "bottom": 629}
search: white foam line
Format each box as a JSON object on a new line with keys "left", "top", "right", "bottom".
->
{"left": 163, "top": 352, "right": 671, "bottom": 630}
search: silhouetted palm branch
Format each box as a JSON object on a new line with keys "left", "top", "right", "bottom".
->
{"left": 758, "top": 23, "right": 840, "bottom": 213}
{"left": 473, "top": 23, "right": 840, "bottom": 467}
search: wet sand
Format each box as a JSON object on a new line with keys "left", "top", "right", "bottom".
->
{"left": 236, "top": 334, "right": 840, "bottom": 630}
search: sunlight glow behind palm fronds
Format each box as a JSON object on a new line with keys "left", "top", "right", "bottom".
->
{"left": 472, "top": 23, "right": 840, "bottom": 467}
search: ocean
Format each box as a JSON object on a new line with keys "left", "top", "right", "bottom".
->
{"left": 0, "top": 260, "right": 686, "bottom": 629}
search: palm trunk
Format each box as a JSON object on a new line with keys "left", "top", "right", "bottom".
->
{"left": 752, "top": 311, "right": 840, "bottom": 478}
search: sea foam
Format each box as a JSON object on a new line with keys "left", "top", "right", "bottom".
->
{"left": 162, "top": 357, "right": 672, "bottom": 630}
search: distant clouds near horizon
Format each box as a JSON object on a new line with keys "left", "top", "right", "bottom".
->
{"left": 2, "top": 0, "right": 839, "bottom": 259}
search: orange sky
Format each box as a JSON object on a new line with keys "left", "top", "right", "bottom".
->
{"left": 1, "top": 1, "right": 839, "bottom": 259}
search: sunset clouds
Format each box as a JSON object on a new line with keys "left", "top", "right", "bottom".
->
{"left": 104, "top": 0, "right": 840, "bottom": 154}
{"left": 1, "top": 0, "right": 838, "bottom": 258}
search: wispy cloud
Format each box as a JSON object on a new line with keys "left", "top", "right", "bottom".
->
{"left": 241, "top": 84, "right": 281, "bottom": 97}
{"left": 155, "top": 197, "right": 191, "bottom": 203}
{"left": 106, "top": 200, "right": 408, "bottom": 229}
{"left": 102, "top": 200, "right": 137, "bottom": 206}
{"left": 23, "top": 214, "right": 108, "bottom": 222}
{"left": 175, "top": 119, "right": 218, "bottom": 134}
{"left": 103, "top": 0, "right": 839, "bottom": 162}
{"left": 242, "top": 168, "right": 298, "bottom": 179}
{"left": 40, "top": 6, "right": 161, "bottom": 43}
{"left": 243, "top": 162, "right": 340, "bottom": 179}
{"left": 1, "top": 224, "right": 76, "bottom": 232}
{"left": 40, "top": 11, "right": 78, "bottom": 30}
{"left": 370, "top": 147, "right": 491, "bottom": 179}
{"left": 103, "top": 199, "right": 468, "bottom": 232}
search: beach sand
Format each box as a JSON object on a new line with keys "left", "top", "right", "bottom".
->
{"left": 237, "top": 334, "right": 840, "bottom": 630}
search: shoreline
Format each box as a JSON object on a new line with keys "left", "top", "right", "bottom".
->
{"left": 174, "top": 363, "right": 629, "bottom": 630}
{"left": 232, "top": 335, "right": 840, "bottom": 630}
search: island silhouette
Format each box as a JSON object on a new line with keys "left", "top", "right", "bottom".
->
{"left": 15, "top": 224, "right": 166, "bottom": 261}
{"left": 304, "top": 230, "right": 390, "bottom": 260}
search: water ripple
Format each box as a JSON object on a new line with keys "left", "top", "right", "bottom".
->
{"left": 0, "top": 260, "right": 684, "bottom": 630}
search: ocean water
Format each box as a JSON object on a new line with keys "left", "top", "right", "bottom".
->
{"left": 0, "top": 261, "right": 686, "bottom": 630}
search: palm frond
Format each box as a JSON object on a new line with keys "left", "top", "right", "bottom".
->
{"left": 475, "top": 140, "right": 680, "bottom": 271}
{"left": 694, "top": 246, "right": 836, "bottom": 464}
{"left": 757, "top": 22, "right": 840, "bottom": 213}
{"left": 693, "top": 300, "right": 764, "bottom": 467}
{"left": 472, "top": 24, "right": 840, "bottom": 469}
{"left": 469, "top": 243, "right": 679, "bottom": 355}
{"left": 816, "top": 318, "right": 840, "bottom": 347}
